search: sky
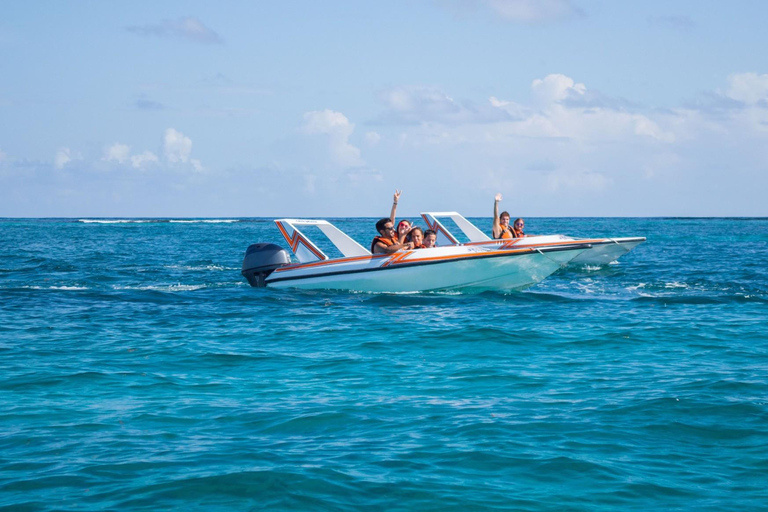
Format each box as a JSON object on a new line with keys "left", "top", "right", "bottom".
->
{"left": 2, "top": 0, "right": 768, "bottom": 218}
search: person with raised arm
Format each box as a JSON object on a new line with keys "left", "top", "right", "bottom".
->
{"left": 371, "top": 190, "right": 414, "bottom": 254}
{"left": 492, "top": 193, "right": 522, "bottom": 239}
{"left": 388, "top": 189, "right": 415, "bottom": 244}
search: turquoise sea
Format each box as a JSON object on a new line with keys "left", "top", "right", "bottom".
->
{"left": 1, "top": 217, "right": 767, "bottom": 511}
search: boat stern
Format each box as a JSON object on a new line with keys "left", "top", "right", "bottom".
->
{"left": 242, "top": 243, "right": 292, "bottom": 287}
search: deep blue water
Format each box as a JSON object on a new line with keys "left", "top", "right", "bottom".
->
{"left": 1, "top": 217, "right": 767, "bottom": 511}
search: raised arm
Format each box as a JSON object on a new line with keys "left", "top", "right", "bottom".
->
{"left": 389, "top": 190, "right": 401, "bottom": 223}
{"left": 492, "top": 193, "right": 502, "bottom": 239}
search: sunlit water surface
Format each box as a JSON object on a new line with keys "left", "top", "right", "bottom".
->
{"left": 1, "top": 217, "right": 767, "bottom": 511}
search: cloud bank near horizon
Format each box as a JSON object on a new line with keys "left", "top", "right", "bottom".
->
{"left": 4, "top": 71, "right": 767, "bottom": 217}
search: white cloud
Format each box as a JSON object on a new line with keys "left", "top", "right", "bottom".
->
{"left": 634, "top": 117, "right": 675, "bottom": 143}
{"left": 485, "top": 0, "right": 580, "bottom": 23}
{"left": 379, "top": 85, "right": 510, "bottom": 124}
{"left": 55, "top": 147, "right": 72, "bottom": 169}
{"left": 164, "top": 128, "right": 193, "bottom": 164}
{"left": 302, "top": 110, "right": 365, "bottom": 167}
{"left": 382, "top": 86, "right": 459, "bottom": 122}
{"left": 131, "top": 151, "right": 159, "bottom": 169}
{"left": 302, "top": 109, "right": 353, "bottom": 135}
{"left": 369, "top": 73, "right": 693, "bottom": 205}
{"left": 531, "top": 74, "right": 586, "bottom": 105}
{"left": 491, "top": 74, "right": 676, "bottom": 142}
{"left": 98, "top": 131, "right": 199, "bottom": 171}
{"left": 103, "top": 143, "right": 131, "bottom": 164}
{"left": 490, "top": 95, "right": 528, "bottom": 114}
{"left": 101, "top": 143, "right": 160, "bottom": 170}
{"left": 725, "top": 73, "right": 768, "bottom": 104}
{"left": 365, "top": 131, "right": 382, "bottom": 146}
{"left": 375, "top": 76, "right": 676, "bottom": 149}
{"left": 126, "top": 17, "right": 222, "bottom": 44}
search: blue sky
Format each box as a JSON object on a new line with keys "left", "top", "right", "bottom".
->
{"left": 2, "top": 0, "right": 768, "bottom": 217}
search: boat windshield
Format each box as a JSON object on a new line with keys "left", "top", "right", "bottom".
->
{"left": 275, "top": 218, "right": 371, "bottom": 263}
{"left": 421, "top": 212, "right": 491, "bottom": 245}
{"left": 292, "top": 224, "right": 346, "bottom": 260}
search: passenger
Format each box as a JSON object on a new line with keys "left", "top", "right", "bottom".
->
{"left": 408, "top": 227, "right": 425, "bottom": 248}
{"left": 371, "top": 218, "right": 414, "bottom": 254}
{"left": 492, "top": 193, "right": 518, "bottom": 239}
{"left": 423, "top": 229, "right": 437, "bottom": 248}
{"left": 512, "top": 217, "right": 526, "bottom": 238}
{"left": 396, "top": 220, "right": 412, "bottom": 244}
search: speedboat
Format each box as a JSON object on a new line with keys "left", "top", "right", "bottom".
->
{"left": 242, "top": 218, "right": 592, "bottom": 293}
{"left": 421, "top": 212, "right": 645, "bottom": 266}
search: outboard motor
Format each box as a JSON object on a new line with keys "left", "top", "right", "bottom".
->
{"left": 241, "top": 243, "right": 291, "bottom": 287}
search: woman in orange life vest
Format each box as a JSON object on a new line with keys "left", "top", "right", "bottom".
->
{"left": 511, "top": 218, "right": 525, "bottom": 238}
{"left": 492, "top": 193, "right": 525, "bottom": 239}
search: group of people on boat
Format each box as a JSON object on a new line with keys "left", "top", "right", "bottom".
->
{"left": 371, "top": 191, "right": 525, "bottom": 255}
{"left": 371, "top": 191, "right": 438, "bottom": 254}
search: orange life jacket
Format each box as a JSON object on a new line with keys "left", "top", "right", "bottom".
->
{"left": 371, "top": 236, "right": 398, "bottom": 253}
{"left": 495, "top": 225, "right": 516, "bottom": 240}
{"left": 411, "top": 243, "right": 426, "bottom": 249}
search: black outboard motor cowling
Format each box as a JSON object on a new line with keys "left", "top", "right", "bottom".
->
{"left": 242, "top": 243, "right": 291, "bottom": 287}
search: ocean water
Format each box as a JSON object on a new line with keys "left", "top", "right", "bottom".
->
{"left": 1, "top": 217, "right": 767, "bottom": 511}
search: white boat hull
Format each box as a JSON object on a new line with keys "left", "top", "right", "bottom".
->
{"left": 265, "top": 245, "right": 587, "bottom": 293}
{"left": 457, "top": 236, "right": 645, "bottom": 266}
{"left": 569, "top": 238, "right": 645, "bottom": 265}
{"left": 421, "top": 213, "right": 645, "bottom": 266}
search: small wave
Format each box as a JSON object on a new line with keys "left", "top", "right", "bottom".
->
{"left": 111, "top": 283, "right": 208, "bottom": 292}
{"left": 78, "top": 219, "right": 153, "bottom": 224}
{"left": 147, "top": 284, "right": 207, "bottom": 292}
{"left": 164, "top": 264, "right": 235, "bottom": 271}
{"left": 631, "top": 294, "right": 767, "bottom": 305}
{"left": 664, "top": 281, "right": 689, "bottom": 289}
{"left": 573, "top": 279, "right": 598, "bottom": 294}
{"left": 79, "top": 219, "right": 240, "bottom": 224}
{"left": 169, "top": 219, "right": 239, "bottom": 224}
{"left": 14, "top": 285, "right": 89, "bottom": 291}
